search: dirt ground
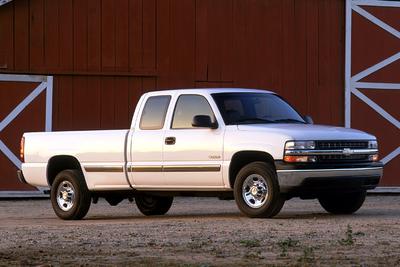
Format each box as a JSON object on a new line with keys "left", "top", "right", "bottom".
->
{"left": 0, "top": 195, "right": 400, "bottom": 266}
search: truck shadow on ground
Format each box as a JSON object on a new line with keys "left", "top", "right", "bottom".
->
{"left": 83, "top": 210, "right": 390, "bottom": 221}
{"left": 86, "top": 212, "right": 241, "bottom": 221}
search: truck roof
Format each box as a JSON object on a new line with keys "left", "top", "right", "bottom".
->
{"left": 144, "top": 88, "right": 276, "bottom": 96}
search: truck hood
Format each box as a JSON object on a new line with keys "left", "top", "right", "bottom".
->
{"left": 237, "top": 124, "right": 375, "bottom": 140}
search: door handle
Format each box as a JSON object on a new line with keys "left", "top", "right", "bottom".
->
{"left": 165, "top": 136, "right": 176, "bottom": 145}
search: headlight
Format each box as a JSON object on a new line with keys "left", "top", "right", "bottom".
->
{"left": 368, "top": 140, "right": 378, "bottom": 149}
{"left": 285, "top": 141, "right": 315, "bottom": 150}
{"left": 284, "top": 141, "right": 316, "bottom": 163}
{"left": 368, "top": 140, "right": 378, "bottom": 161}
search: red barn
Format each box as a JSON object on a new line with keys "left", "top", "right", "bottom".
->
{"left": 0, "top": 0, "right": 398, "bottom": 195}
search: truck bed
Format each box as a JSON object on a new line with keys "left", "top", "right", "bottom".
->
{"left": 22, "top": 130, "right": 128, "bottom": 188}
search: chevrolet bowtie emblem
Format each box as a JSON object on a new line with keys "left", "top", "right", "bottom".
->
{"left": 343, "top": 148, "right": 353, "bottom": 156}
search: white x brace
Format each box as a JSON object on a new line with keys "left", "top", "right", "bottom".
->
{"left": 0, "top": 74, "right": 53, "bottom": 169}
{"left": 345, "top": 0, "right": 400, "bottom": 165}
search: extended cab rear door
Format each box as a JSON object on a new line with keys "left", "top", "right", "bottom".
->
{"left": 162, "top": 93, "right": 225, "bottom": 188}
{"left": 128, "top": 94, "right": 172, "bottom": 188}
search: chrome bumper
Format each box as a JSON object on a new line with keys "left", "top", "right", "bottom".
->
{"left": 277, "top": 167, "right": 383, "bottom": 192}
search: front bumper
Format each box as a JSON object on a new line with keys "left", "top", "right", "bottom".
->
{"left": 276, "top": 162, "right": 383, "bottom": 195}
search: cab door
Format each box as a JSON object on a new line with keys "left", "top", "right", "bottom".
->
{"left": 128, "top": 95, "right": 171, "bottom": 188}
{"left": 162, "top": 94, "right": 224, "bottom": 188}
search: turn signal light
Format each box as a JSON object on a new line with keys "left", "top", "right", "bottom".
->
{"left": 370, "top": 154, "right": 379, "bottom": 162}
{"left": 284, "top": 155, "right": 317, "bottom": 163}
{"left": 20, "top": 137, "right": 25, "bottom": 163}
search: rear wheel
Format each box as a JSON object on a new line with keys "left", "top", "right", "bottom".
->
{"left": 234, "top": 162, "right": 285, "bottom": 218}
{"left": 135, "top": 195, "right": 173, "bottom": 216}
{"left": 318, "top": 190, "right": 366, "bottom": 214}
{"left": 50, "top": 170, "right": 91, "bottom": 220}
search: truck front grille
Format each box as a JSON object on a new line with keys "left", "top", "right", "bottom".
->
{"left": 316, "top": 140, "right": 368, "bottom": 150}
{"left": 315, "top": 140, "right": 371, "bottom": 163}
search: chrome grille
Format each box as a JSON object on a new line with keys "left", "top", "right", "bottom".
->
{"left": 316, "top": 140, "right": 368, "bottom": 150}
{"left": 315, "top": 140, "right": 371, "bottom": 163}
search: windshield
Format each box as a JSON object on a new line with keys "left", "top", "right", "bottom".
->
{"left": 212, "top": 92, "right": 305, "bottom": 125}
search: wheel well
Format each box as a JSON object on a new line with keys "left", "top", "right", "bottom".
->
{"left": 47, "top": 155, "right": 84, "bottom": 186}
{"left": 229, "top": 151, "right": 275, "bottom": 188}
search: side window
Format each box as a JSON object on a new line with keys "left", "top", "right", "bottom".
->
{"left": 172, "top": 95, "right": 215, "bottom": 129}
{"left": 139, "top": 96, "right": 171, "bottom": 130}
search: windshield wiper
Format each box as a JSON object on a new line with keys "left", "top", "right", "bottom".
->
{"left": 235, "top": 117, "right": 274, "bottom": 124}
{"left": 273, "top": 118, "right": 306, "bottom": 124}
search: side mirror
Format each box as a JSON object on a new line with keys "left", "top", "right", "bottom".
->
{"left": 303, "top": 115, "right": 314, "bottom": 124}
{"left": 192, "top": 115, "right": 218, "bottom": 129}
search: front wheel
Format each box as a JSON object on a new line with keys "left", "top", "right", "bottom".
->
{"left": 50, "top": 170, "right": 91, "bottom": 220}
{"left": 318, "top": 190, "right": 366, "bottom": 214}
{"left": 234, "top": 162, "right": 285, "bottom": 218}
{"left": 135, "top": 195, "right": 173, "bottom": 216}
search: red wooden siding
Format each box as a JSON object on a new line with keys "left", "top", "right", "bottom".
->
{"left": 0, "top": 0, "right": 348, "bottom": 190}
{"left": 0, "top": 0, "right": 344, "bottom": 128}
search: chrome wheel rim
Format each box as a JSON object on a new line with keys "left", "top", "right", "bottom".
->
{"left": 56, "top": 181, "right": 75, "bottom": 211}
{"left": 242, "top": 174, "right": 269, "bottom": 208}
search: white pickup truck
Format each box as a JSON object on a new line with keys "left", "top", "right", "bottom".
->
{"left": 18, "top": 88, "right": 383, "bottom": 220}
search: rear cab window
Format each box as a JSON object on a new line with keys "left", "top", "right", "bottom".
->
{"left": 139, "top": 95, "right": 171, "bottom": 130}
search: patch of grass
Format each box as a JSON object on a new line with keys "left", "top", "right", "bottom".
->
{"left": 243, "top": 250, "right": 264, "bottom": 260}
{"left": 354, "top": 231, "right": 366, "bottom": 237}
{"left": 277, "top": 237, "right": 300, "bottom": 257}
{"left": 297, "top": 246, "right": 315, "bottom": 264}
{"left": 339, "top": 224, "right": 355, "bottom": 246}
{"left": 212, "top": 247, "right": 228, "bottom": 258}
{"left": 187, "top": 241, "right": 209, "bottom": 250}
{"left": 187, "top": 235, "right": 212, "bottom": 250}
{"left": 147, "top": 240, "right": 157, "bottom": 247}
{"left": 304, "top": 231, "right": 317, "bottom": 238}
{"left": 239, "top": 239, "right": 261, "bottom": 248}
{"left": 132, "top": 257, "right": 210, "bottom": 267}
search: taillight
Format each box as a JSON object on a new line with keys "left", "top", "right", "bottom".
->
{"left": 20, "top": 137, "right": 25, "bottom": 163}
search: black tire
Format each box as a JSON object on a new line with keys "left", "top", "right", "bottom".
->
{"left": 234, "top": 162, "right": 285, "bottom": 218}
{"left": 318, "top": 190, "right": 366, "bottom": 214}
{"left": 50, "top": 169, "right": 91, "bottom": 220}
{"left": 135, "top": 195, "right": 173, "bottom": 216}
